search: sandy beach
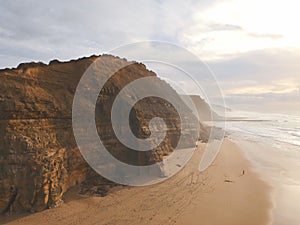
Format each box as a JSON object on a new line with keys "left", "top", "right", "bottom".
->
{"left": 1, "top": 139, "right": 272, "bottom": 225}
{"left": 1, "top": 1, "right": 299, "bottom": 224}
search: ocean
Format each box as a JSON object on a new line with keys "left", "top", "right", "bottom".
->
{"left": 224, "top": 111, "right": 300, "bottom": 225}
{"left": 225, "top": 111, "right": 300, "bottom": 149}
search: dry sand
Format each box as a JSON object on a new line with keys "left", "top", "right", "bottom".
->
{"left": 1, "top": 139, "right": 273, "bottom": 225}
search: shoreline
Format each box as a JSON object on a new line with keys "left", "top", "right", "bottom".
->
{"left": 232, "top": 138, "right": 300, "bottom": 225}
{"left": 228, "top": 139, "right": 275, "bottom": 225}
{"left": 2, "top": 139, "right": 273, "bottom": 225}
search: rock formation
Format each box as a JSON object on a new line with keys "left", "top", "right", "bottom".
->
{"left": 185, "top": 95, "right": 222, "bottom": 122}
{"left": 0, "top": 55, "right": 199, "bottom": 213}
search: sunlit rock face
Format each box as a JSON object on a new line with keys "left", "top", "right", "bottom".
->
{"left": 0, "top": 55, "right": 201, "bottom": 213}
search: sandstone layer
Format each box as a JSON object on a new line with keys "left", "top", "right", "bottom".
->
{"left": 0, "top": 55, "right": 198, "bottom": 213}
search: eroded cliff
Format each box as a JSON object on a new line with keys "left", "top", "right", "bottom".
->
{"left": 0, "top": 55, "right": 198, "bottom": 213}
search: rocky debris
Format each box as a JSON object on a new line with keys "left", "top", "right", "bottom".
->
{"left": 79, "top": 175, "right": 119, "bottom": 197}
{"left": 0, "top": 55, "right": 200, "bottom": 213}
{"left": 48, "top": 199, "right": 63, "bottom": 209}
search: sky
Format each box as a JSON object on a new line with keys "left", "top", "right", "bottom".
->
{"left": 0, "top": 0, "right": 299, "bottom": 113}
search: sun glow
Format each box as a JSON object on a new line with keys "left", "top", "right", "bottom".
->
{"left": 181, "top": 0, "right": 300, "bottom": 59}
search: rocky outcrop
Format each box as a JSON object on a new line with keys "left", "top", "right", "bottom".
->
{"left": 181, "top": 95, "right": 224, "bottom": 142}
{"left": 184, "top": 95, "right": 221, "bottom": 122}
{"left": 0, "top": 55, "right": 198, "bottom": 213}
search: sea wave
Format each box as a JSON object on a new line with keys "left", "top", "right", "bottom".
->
{"left": 290, "top": 132, "right": 300, "bottom": 138}
{"left": 225, "top": 111, "right": 300, "bottom": 148}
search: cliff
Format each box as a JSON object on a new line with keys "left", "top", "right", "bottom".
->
{"left": 184, "top": 95, "right": 221, "bottom": 122}
{"left": 0, "top": 55, "right": 198, "bottom": 213}
{"left": 185, "top": 95, "right": 224, "bottom": 142}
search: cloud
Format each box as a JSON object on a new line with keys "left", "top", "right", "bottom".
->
{"left": 208, "top": 48, "right": 300, "bottom": 82}
{"left": 0, "top": 0, "right": 299, "bottom": 113}
{"left": 248, "top": 32, "right": 283, "bottom": 39}
{"left": 224, "top": 91, "right": 300, "bottom": 113}
{"left": 0, "top": 0, "right": 217, "bottom": 68}
{"left": 205, "top": 48, "right": 300, "bottom": 111}
{"left": 208, "top": 23, "right": 243, "bottom": 31}
{"left": 226, "top": 81, "right": 299, "bottom": 95}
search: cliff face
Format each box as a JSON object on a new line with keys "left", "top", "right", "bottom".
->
{"left": 0, "top": 55, "right": 198, "bottom": 213}
{"left": 186, "top": 95, "right": 221, "bottom": 122}
{"left": 0, "top": 56, "right": 98, "bottom": 213}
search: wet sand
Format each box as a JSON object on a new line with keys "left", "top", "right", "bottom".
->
{"left": 234, "top": 139, "right": 300, "bottom": 225}
{"left": 1, "top": 139, "right": 272, "bottom": 225}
